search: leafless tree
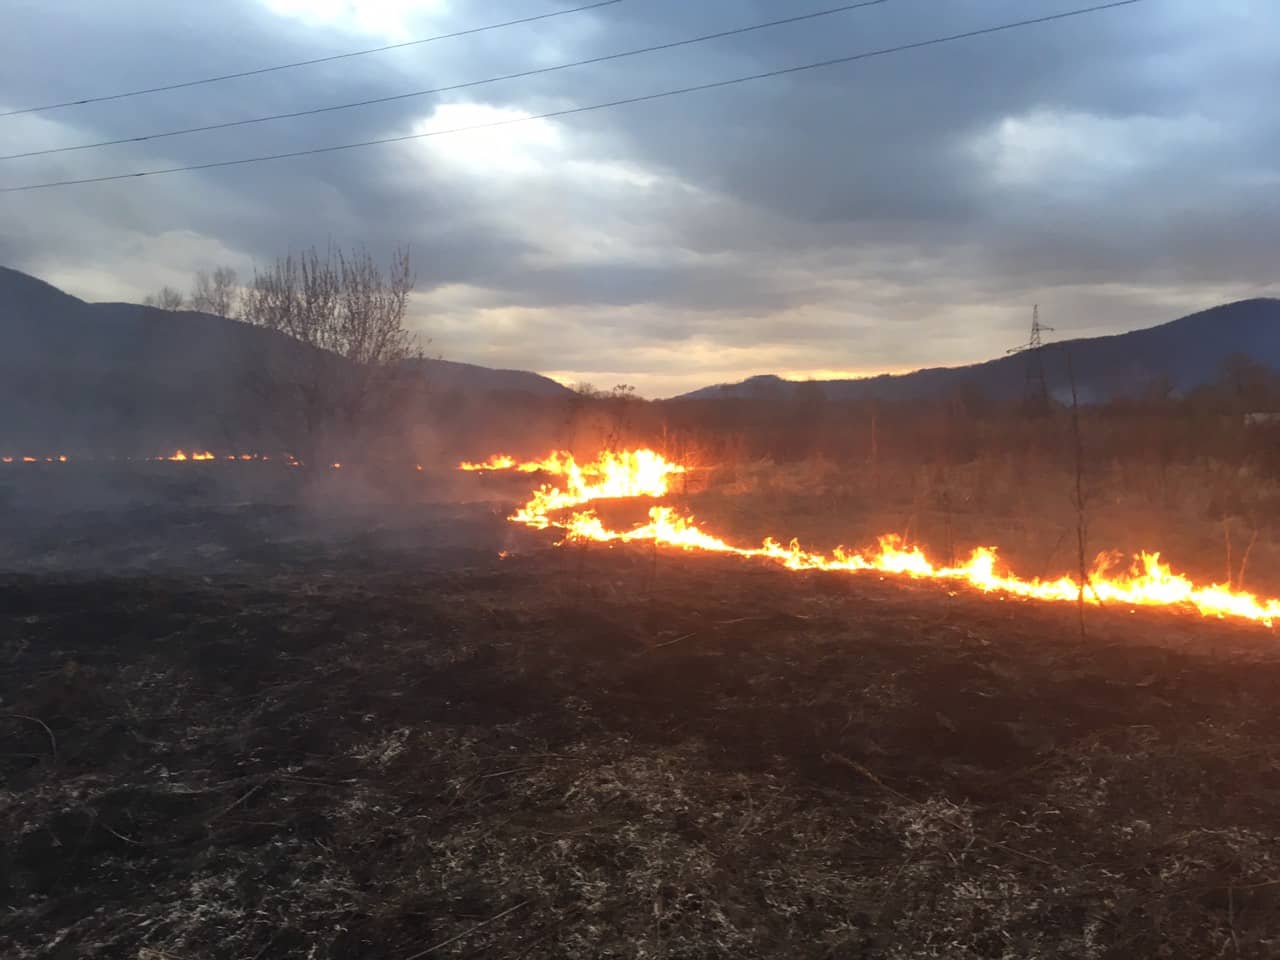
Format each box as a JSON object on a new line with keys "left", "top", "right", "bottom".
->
{"left": 144, "top": 286, "right": 185, "bottom": 311}
{"left": 190, "top": 267, "right": 239, "bottom": 318}
{"left": 239, "top": 245, "right": 421, "bottom": 467}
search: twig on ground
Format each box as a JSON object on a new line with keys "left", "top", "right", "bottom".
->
{"left": 207, "top": 781, "right": 268, "bottom": 824}
{"left": 651, "top": 632, "right": 696, "bottom": 650}
{"left": 1, "top": 713, "right": 57, "bottom": 761}
{"left": 1227, "top": 884, "right": 1241, "bottom": 957}
{"left": 102, "top": 823, "right": 146, "bottom": 847}
{"left": 479, "top": 767, "right": 537, "bottom": 780}
{"left": 403, "top": 900, "right": 530, "bottom": 959}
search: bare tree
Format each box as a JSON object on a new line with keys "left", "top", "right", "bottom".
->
{"left": 144, "top": 286, "right": 185, "bottom": 311}
{"left": 239, "top": 245, "right": 420, "bottom": 467}
{"left": 190, "top": 267, "right": 239, "bottom": 318}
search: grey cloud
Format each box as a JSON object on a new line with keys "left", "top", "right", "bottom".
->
{"left": 2, "top": 0, "right": 1278, "bottom": 396}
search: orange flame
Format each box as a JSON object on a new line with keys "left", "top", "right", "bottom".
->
{"left": 458, "top": 452, "right": 577, "bottom": 474}
{"left": 459, "top": 454, "right": 516, "bottom": 472}
{"left": 1, "top": 451, "right": 431, "bottom": 468}
{"left": 471, "top": 449, "right": 1280, "bottom": 628}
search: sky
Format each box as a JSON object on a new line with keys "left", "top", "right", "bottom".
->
{"left": 2, "top": 0, "right": 1278, "bottom": 397}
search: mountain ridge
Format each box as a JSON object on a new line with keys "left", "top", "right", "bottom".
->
{"left": 674, "top": 298, "right": 1280, "bottom": 404}
{"left": 0, "top": 265, "right": 570, "bottom": 449}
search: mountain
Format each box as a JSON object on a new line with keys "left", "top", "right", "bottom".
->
{"left": 0, "top": 265, "right": 568, "bottom": 450}
{"left": 676, "top": 299, "right": 1280, "bottom": 405}
{"left": 0, "top": 265, "right": 299, "bottom": 379}
{"left": 405, "top": 358, "right": 572, "bottom": 398}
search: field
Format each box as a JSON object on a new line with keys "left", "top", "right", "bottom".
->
{"left": 3, "top": 465, "right": 1280, "bottom": 958}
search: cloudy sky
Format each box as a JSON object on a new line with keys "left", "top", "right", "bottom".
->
{"left": 2, "top": 0, "right": 1277, "bottom": 396}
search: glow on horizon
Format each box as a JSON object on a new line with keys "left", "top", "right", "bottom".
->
{"left": 539, "top": 366, "right": 918, "bottom": 399}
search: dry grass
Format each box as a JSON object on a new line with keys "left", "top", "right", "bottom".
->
{"left": 2, "top": 500, "right": 1280, "bottom": 958}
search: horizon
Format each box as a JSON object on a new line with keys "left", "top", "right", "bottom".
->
{"left": 8, "top": 261, "right": 1273, "bottom": 400}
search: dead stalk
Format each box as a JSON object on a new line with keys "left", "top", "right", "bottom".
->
{"left": 208, "top": 782, "right": 267, "bottom": 824}
{"left": 650, "top": 632, "right": 696, "bottom": 650}
{"left": 1066, "top": 351, "right": 1088, "bottom": 638}
{"left": 1227, "top": 884, "right": 1241, "bottom": 957}
{"left": 1236, "top": 528, "right": 1259, "bottom": 591}
{"left": 1223, "top": 517, "right": 1234, "bottom": 588}
{"left": 2, "top": 713, "right": 57, "bottom": 761}
{"left": 403, "top": 900, "right": 529, "bottom": 959}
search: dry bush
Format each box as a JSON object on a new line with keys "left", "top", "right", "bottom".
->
{"left": 239, "top": 245, "right": 421, "bottom": 469}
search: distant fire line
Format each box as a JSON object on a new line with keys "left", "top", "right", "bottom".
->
{"left": 462, "top": 450, "right": 1280, "bottom": 628}
{"left": 1, "top": 450, "right": 425, "bottom": 470}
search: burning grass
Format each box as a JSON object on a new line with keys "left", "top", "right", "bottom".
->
{"left": 2, "top": 502, "right": 1280, "bottom": 958}
{"left": 476, "top": 450, "right": 1280, "bottom": 627}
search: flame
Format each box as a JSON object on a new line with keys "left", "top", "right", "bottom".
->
{"left": 510, "top": 450, "right": 685, "bottom": 530}
{"left": 457, "top": 451, "right": 578, "bottom": 474}
{"left": 472, "top": 449, "right": 1280, "bottom": 628}
{"left": 0, "top": 451, "right": 425, "bottom": 470}
{"left": 459, "top": 454, "right": 517, "bottom": 472}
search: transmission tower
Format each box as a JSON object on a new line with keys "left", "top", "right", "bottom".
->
{"left": 1007, "top": 305, "right": 1055, "bottom": 416}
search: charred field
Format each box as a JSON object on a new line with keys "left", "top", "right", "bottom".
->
{"left": 3, "top": 485, "right": 1280, "bottom": 958}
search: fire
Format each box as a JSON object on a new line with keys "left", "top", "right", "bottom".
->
{"left": 467, "top": 449, "right": 1280, "bottom": 628}
{"left": 0, "top": 451, "right": 429, "bottom": 472}
{"left": 510, "top": 450, "right": 684, "bottom": 530}
{"left": 458, "top": 452, "right": 573, "bottom": 474}
{"left": 459, "top": 454, "right": 517, "bottom": 472}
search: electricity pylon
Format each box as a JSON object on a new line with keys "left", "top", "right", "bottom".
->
{"left": 1007, "top": 305, "right": 1054, "bottom": 416}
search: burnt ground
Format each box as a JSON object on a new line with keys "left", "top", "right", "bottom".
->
{"left": 2, "top": 502, "right": 1280, "bottom": 958}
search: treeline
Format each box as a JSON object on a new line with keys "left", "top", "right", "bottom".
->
{"left": 430, "top": 355, "right": 1280, "bottom": 480}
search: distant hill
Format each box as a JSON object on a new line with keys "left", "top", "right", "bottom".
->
{"left": 405, "top": 357, "right": 572, "bottom": 398}
{"left": 0, "top": 265, "right": 569, "bottom": 450}
{"left": 676, "top": 299, "right": 1280, "bottom": 405}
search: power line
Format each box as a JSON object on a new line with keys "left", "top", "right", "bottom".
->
{"left": 0, "top": 1, "right": 1145, "bottom": 195}
{"left": 0, "top": 0, "right": 623, "bottom": 119}
{"left": 1, "top": 0, "right": 892, "bottom": 161}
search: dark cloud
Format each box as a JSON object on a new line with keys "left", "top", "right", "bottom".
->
{"left": 2, "top": 0, "right": 1277, "bottom": 395}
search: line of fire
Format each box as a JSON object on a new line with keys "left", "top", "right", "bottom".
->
{"left": 462, "top": 448, "right": 1280, "bottom": 628}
